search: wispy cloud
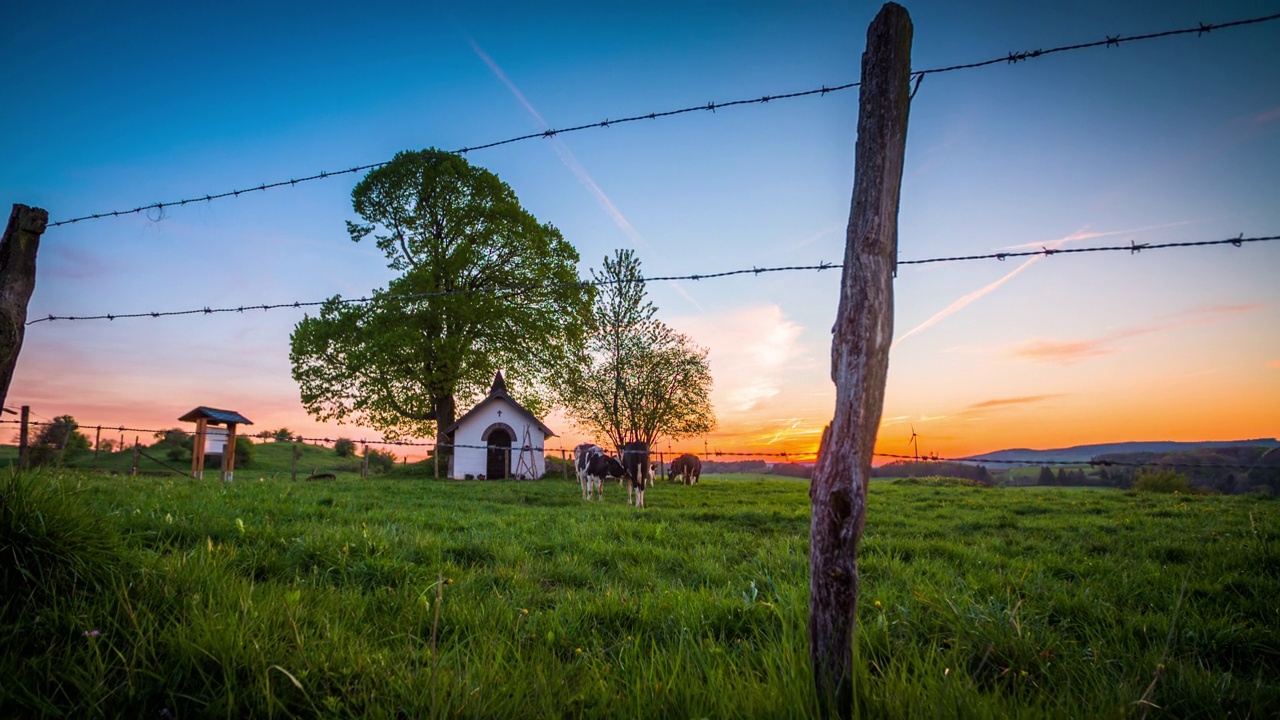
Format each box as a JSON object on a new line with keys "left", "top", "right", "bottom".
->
{"left": 965, "top": 395, "right": 1063, "bottom": 410}
{"left": 669, "top": 305, "right": 808, "bottom": 413}
{"left": 1010, "top": 304, "right": 1262, "bottom": 364}
{"left": 999, "top": 220, "right": 1191, "bottom": 251}
{"left": 1247, "top": 106, "right": 1280, "bottom": 126}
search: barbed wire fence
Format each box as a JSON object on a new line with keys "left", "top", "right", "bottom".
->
{"left": 24, "top": 234, "right": 1280, "bottom": 324}
{"left": 40, "top": 12, "right": 1280, "bottom": 229}
{"left": 7, "top": 11, "right": 1280, "bottom": 488}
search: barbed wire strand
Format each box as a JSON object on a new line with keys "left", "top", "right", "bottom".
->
{"left": 3, "top": 419, "right": 1274, "bottom": 471}
{"left": 44, "top": 12, "right": 1280, "bottom": 228}
{"left": 25, "top": 233, "right": 1278, "bottom": 325}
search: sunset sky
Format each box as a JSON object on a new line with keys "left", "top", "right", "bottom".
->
{"left": 2, "top": 0, "right": 1277, "bottom": 462}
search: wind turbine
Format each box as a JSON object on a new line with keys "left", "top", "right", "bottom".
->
{"left": 908, "top": 425, "right": 919, "bottom": 462}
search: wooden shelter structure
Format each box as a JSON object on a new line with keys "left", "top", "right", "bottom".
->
{"left": 179, "top": 406, "right": 253, "bottom": 481}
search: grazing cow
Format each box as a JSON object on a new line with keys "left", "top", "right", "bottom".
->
{"left": 669, "top": 453, "right": 702, "bottom": 485}
{"left": 620, "top": 441, "right": 652, "bottom": 508}
{"left": 575, "top": 443, "right": 626, "bottom": 501}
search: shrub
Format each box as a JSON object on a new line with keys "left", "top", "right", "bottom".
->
{"left": 368, "top": 448, "right": 396, "bottom": 474}
{"left": 1132, "top": 469, "right": 1193, "bottom": 494}
{"left": 334, "top": 438, "right": 356, "bottom": 457}
{"left": 232, "top": 436, "right": 254, "bottom": 468}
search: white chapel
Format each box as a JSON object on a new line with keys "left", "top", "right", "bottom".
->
{"left": 441, "top": 372, "right": 555, "bottom": 480}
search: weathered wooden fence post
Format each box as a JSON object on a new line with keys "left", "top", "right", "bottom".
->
{"left": 0, "top": 205, "right": 48, "bottom": 412}
{"left": 93, "top": 426, "right": 102, "bottom": 469}
{"left": 132, "top": 438, "right": 140, "bottom": 477}
{"left": 291, "top": 440, "right": 299, "bottom": 481}
{"left": 810, "top": 3, "right": 912, "bottom": 717}
{"left": 561, "top": 448, "right": 568, "bottom": 480}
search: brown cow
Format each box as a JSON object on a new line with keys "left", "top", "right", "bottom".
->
{"left": 669, "top": 453, "right": 701, "bottom": 485}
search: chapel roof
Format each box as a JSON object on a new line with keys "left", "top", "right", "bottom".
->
{"left": 441, "top": 372, "right": 556, "bottom": 440}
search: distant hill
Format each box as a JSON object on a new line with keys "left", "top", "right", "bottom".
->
{"left": 964, "top": 439, "right": 1280, "bottom": 466}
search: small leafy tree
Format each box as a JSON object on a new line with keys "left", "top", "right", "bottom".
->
{"left": 29, "top": 415, "right": 90, "bottom": 467}
{"left": 334, "top": 438, "right": 356, "bottom": 457}
{"left": 561, "top": 249, "right": 716, "bottom": 451}
{"left": 153, "top": 428, "right": 191, "bottom": 449}
{"left": 272, "top": 428, "right": 294, "bottom": 443}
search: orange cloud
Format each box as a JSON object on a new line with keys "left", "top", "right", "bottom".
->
{"left": 965, "top": 394, "right": 1063, "bottom": 410}
{"left": 1011, "top": 304, "right": 1262, "bottom": 364}
{"left": 1013, "top": 337, "right": 1120, "bottom": 363}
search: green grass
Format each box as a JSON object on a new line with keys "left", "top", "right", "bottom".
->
{"left": 2, "top": 470, "right": 1277, "bottom": 718}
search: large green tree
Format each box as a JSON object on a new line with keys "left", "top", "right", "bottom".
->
{"left": 561, "top": 249, "right": 715, "bottom": 452}
{"left": 290, "top": 149, "right": 590, "bottom": 440}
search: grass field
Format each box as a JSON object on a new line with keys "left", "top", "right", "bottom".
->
{"left": 3, "top": 470, "right": 1277, "bottom": 718}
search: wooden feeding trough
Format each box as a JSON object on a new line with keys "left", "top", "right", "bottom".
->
{"left": 179, "top": 406, "right": 253, "bottom": 481}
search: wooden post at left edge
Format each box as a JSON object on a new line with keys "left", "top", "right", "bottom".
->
{"left": 0, "top": 204, "right": 48, "bottom": 412}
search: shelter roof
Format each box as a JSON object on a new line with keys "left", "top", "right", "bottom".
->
{"left": 178, "top": 406, "right": 253, "bottom": 425}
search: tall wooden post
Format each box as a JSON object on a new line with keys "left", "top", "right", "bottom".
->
{"left": 222, "top": 422, "right": 238, "bottom": 481}
{"left": 433, "top": 445, "right": 439, "bottom": 479}
{"left": 191, "top": 418, "right": 208, "bottom": 479}
{"left": 93, "top": 425, "right": 102, "bottom": 469}
{"left": 132, "top": 438, "right": 140, "bottom": 477}
{"left": 0, "top": 205, "right": 47, "bottom": 412}
{"left": 361, "top": 442, "right": 368, "bottom": 479}
{"left": 291, "top": 440, "right": 299, "bottom": 481}
{"left": 561, "top": 448, "right": 568, "bottom": 480}
{"left": 810, "top": 4, "right": 912, "bottom": 718}
{"left": 18, "top": 405, "right": 29, "bottom": 469}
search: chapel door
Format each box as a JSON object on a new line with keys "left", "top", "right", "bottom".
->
{"left": 486, "top": 428, "right": 512, "bottom": 479}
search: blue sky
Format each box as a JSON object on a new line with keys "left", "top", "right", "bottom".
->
{"left": 2, "top": 0, "right": 1277, "bottom": 459}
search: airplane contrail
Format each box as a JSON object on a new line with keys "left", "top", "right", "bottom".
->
{"left": 893, "top": 221, "right": 1192, "bottom": 347}
{"left": 468, "top": 38, "right": 703, "bottom": 309}
{"left": 468, "top": 39, "right": 647, "bottom": 250}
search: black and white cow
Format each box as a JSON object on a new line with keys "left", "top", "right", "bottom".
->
{"left": 574, "top": 443, "right": 626, "bottom": 501}
{"left": 670, "top": 453, "right": 702, "bottom": 485}
{"left": 620, "top": 441, "right": 652, "bottom": 508}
